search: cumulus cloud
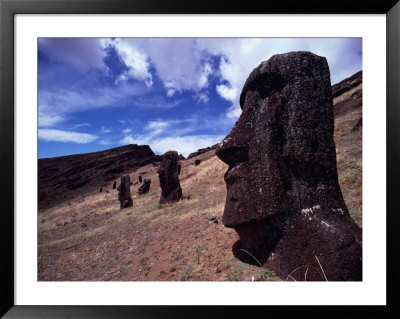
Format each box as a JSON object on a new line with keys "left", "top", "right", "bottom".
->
{"left": 103, "top": 38, "right": 214, "bottom": 99}
{"left": 38, "top": 129, "right": 98, "bottom": 143}
{"left": 216, "top": 84, "right": 238, "bottom": 102}
{"left": 101, "top": 38, "right": 153, "bottom": 87}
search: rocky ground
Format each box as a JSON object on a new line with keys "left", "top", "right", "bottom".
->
{"left": 38, "top": 71, "right": 362, "bottom": 281}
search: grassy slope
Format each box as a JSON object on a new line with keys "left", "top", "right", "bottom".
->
{"left": 38, "top": 89, "right": 362, "bottom": 282}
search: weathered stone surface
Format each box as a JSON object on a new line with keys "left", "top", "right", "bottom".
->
{"left": 216, "top": 51, "right": 362, "bottom": 281}
{"left": 112, "top": 181, "right": 116, "bottom": 189}
{"left": 138, "top": 178, "right": 151, "bottom": 195}
{"left": 194, "top": 159, "right": 201, "bottom": 166}
{"left": 117, "top": 175, "right": 133, "bottom": 209}
{"left": 138, "top": 176, "right": 143, "bottom": 183}
{"left": 157, "top": 151, "right": 183, "bottom": 204}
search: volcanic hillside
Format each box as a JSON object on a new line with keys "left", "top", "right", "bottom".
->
{"left": 38, "top": 144, "right": 160, "bottom": 209}
{"left": 38, "top": 71, "right": 362, "bottom": 281}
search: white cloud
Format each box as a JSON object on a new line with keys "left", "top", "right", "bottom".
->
{"left": 145, "top": 120, "right": 170, "bottom": 131}
{"left": 216, "top": 84, "right": 238, "bottom": 102}
{"left": 98, "top": 139, "right": 113, "bottom": 145}
{"left": 104, "top": 38, "right": 214, "bottom": 98}
{"left": 120, "top": 134, "right": 137, "bottom": 145}
{"left": 38, "top": 82, "right": 147, "bottom": 126}
{"left": 196, "top": 93, "right": 209, "bottom": 104}
{"left": 198, "top": 63, "right": 212, "bottom": 88}
{"left": 226, "top": 104, "right": 242, "bottom": 120}
{"left": 132, "top": 95, "right": 182, "bottom": 109}
{"left": 38, "top": 114, "right": 64, "bottom": 128}
{"left": 122, "top": 128, "right": 132, "bottom": 133}
{"left": 150, "top": 135, "right": 223, "bottom": 157}
{"left": 101, "top": 38, "right": 153, "bottom": 87}
{"left": 38, "top": 129, "right": 98, "bottom": 144}
{"left": 71, "top": 123, "right": 91, "bottom": 129}
{"left": 120, "top": 134, "right": 223, "bottom": 157}
{"left": 101, "top": 126, "right": 111, "bottom": 133}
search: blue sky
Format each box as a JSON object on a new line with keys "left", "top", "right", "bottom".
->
{"left": 38, "top": 38, "right": 362, "bottom": 158}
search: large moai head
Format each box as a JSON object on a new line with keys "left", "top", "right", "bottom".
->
{"left": 157, "top": 151, "right": 182, "bottom": 204}
{"left": 216, "top": 51, "right": 362, "bottom": 281}
{"left": 117, "top": 174, "right": 133, "bottom": 209}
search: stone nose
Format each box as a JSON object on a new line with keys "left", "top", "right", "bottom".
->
{"left": 216, "top": 132, "right": 249, "bottom": 167}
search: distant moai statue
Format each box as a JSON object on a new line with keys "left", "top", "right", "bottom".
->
{"left": 99, "top": 187, "right": 103, "bottom": 193}
{"left": 112, "top": 181, "right": 117, "bottom": 189}
{"left": 138, "top": 176, "right": 143, "bottom": 183}
{"left": 138, "top": 179, "right": 151, "bottom": 195}
{"left": 117, "top": 175, "right": 133, "bottom": 209}
{"left": 157, "top": 151, "right": 183, "bottom": 204}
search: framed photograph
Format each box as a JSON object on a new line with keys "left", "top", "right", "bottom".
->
{"left": 1, "top": 0, "right": 399, "bottom": 318}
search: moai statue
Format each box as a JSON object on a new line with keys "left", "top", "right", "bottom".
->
{"left": 138, "top": 179, "right": 151, "bottom": 195}
{"left": 117, "top": 175, "right": 133, "bottom": 209}
{"left": 216, "top": 51, "right": 362, "bottom": 281}
{"left": 138, "top": 176, "right": 143, "bottom": 183}
{"left": 157, "top": 151, "right": 183, "bottom": 204}
{"left": 112, "top": 181, "right": 117, "bottom": 189}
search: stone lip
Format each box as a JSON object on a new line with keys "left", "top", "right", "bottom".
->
{"left": 157, "top": 151, "right": 183, "bottom": 204}
{"left": 38, "top": 144, "right": 159, "bottom": 210}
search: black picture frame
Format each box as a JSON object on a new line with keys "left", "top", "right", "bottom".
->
{"left": 1, "top": 0, "right": 399, "bottom": 318}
